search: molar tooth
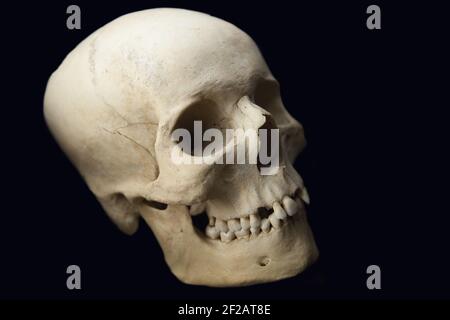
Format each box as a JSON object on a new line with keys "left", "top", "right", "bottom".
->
{"left": 220, "top": 230, "right": 236, "bottom": 243}
{"left": 261, "top": 218, "right": 270, "bottom": 233}
{"left": 249, "top": 213, "right": 261, "bottom": 228}
{"left": 240, "top": 217, "right": 250, "bottom": 230}
{"left": 273, "top": 201, "right": 287, "bottom": 220}
{"left": 205, "top": 226, "right": 219, "bottom": 239}
{"left": 235, "top": 228, "right": 250, "bottom": 239}
{"left": 250, "top": 227, "right": 260, "bottom": 236}
{"left": 269, "top": 214, "right": 281, "bottom": 229}
{"left": 227, "top": 219, "right": 241, "bottom": 232}
{"left": 215, "top": 219, "right": 228, "bottom": 233}
{"left": 282, "top": 196, "right": 298, "bottom": 216}
{"left": 300, "top": 187, "right": 310, "bottom": 205}
{"left": 189, "top": 203, "right": 206, "bottom": 216}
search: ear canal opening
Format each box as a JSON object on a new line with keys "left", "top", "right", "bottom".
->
{"left": 143, "top": 199, "right": 168, "bottom": 210}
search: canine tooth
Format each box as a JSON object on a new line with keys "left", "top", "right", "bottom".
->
{"left": 235, "top": 228, "right": 250, "bottom": 239}
{"left": 240, "top": 217, "right": 250, "bottom": 230}
{"left": 269, "top": 214, "right": 281, "bottom": 229}
{"left": 300, "top": 187, "right": 310, "bottom": 204}
{"left": 189, "top": 203, "right": 206, "bottom": 216}
{"left": 205, "top": 226, "right": 219, "bottom": 239}
{"left": 227, "top": 219, "right": 241, "bottom": 232}
{"left": 220, "top": 230, "right": 236, "bottom": 242}
{"left": 250, "top": 227, "right": 260, "bottom": 236}
{"left": 273, "top": 202, "right": 287, "bottom": 219}
{"left": 261, "top": 218, "right": 270, "bottom": 233}
{"left": 215, "top": 219, "right": 228, "bottom": 233}
{"left": 282, "top": 196, "right": 298, "bottom": 216}
{"left": 249, "top": 213, "right": 261, "bottom": 228}
{"left": 208, "top": 216, "right": 215, "bottom": 226}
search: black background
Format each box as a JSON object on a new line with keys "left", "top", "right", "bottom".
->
{"left": 1, "top": 1, "right": 448, "bottom": 300}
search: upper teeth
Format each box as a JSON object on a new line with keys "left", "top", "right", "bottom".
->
{"left": 273, "top": 201, "right": 287, "bottom": 219}
{"left": 282, "top": 196, "right": 298, "bottom": 217}
{"left": 215, "top": 219, "right": 228, "bottom": 233}
{"left": 249, "top": 213, "right": 261, "bottom": 228}
{"left": 240, "top": 217, "right": 250, "bottom": 230}
{"left": 299, "top": 187, "right": 310, "bottom": 205}
{"left": 261, "top": 218, "right": 271, "bottom": 233}
{"left": 227, "top": 219, "right": 241, "bottom": 232}
{"left": 205, "top": 195, "right": 305, "bottom": 242}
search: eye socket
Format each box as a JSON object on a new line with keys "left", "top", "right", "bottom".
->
{"left": 172, "top": 99, "right": 230, "bottom": 156}
{"left": 254, "top": 80, "right": 289, "bottom": 126}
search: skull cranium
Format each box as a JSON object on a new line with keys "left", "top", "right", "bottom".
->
{"left": 44, "top": 8, "right": 318, "bottom": 286}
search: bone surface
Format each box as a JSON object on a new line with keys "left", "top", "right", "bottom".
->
{"left": 44, "top": 8, "right": 318, "bottom": 287}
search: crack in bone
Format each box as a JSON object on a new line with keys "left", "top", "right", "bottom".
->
{"left": 89, "top": 37, "right": 133, "bottom": 126}
{"left": 111, "top": 121, "right": 158, "bottom": 131}
{"left": 102, "top": 127, "right": 154, "bottom": 157}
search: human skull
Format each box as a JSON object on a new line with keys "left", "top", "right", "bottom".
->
{"left": 44, "top": 8, "right": 318, "bottom": 287}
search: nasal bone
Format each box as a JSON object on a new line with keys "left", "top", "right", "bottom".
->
{"left": 237, "top": 95, "right": 278, "bottom": 131}
{"left": 236, "top": 95, "right": 272, "bottom": 129}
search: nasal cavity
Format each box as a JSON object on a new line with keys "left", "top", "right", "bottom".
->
{"left": 257, "top": 116, "right": 281, "bottom": 174}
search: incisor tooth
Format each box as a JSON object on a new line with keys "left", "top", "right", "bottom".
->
{"left": 282, "top": 196, "right": 298, "bottom": 216}
{"left": 240, "top": 217, "right": 250, "bottom": 230}
{"left": 205, "top": 226, "right": 219, "bottom": 239}
{"left": 249, "top": 213, "right": 261, "bottom": 228}
{"left": 261, "top": 218, "right": 270, "bottom": 233}
{"left": 300, "top": 187, "right": 310, "bottom": 204}
{"left": 227, "top": 219, "right": 241, "bottom": 232}
{"left": 220, "top": 230, "right": 236, "bottom": 242}
{"left": 273, "top": 202, "right": 287, "bottom": 219}
{"left": 215, "top": 219, "right": 228, "bottom": 233}
{"left": 269, "top": 214, "right": 281, "bottom": 229}
{"left": 235, "top": 228, "right": 250, "bottom": 239}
